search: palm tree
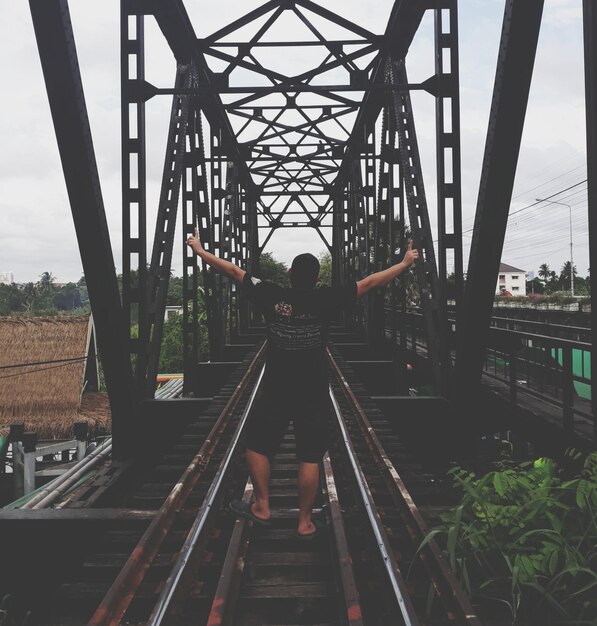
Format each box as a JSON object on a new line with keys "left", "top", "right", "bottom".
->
{"left": 38, "top": 271, "right": 56, "bottom": 293}
{"left": 21, "top": 282, "right": 38, "bottom": 313}
{"left": 538, "top": 263, "right": 551, "bottom": 281}
{"left": 559, "top": 261, "right": 578, "bottom": 292}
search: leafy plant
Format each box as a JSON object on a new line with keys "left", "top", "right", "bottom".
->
{"left": 421, "top": 450, "right": 597, "bottom": 624}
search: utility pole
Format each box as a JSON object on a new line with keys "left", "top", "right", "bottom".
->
{"left": 536, "top": 198, "right": 574, "bottom": 296}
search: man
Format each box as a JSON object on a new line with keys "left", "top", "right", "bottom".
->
{"left": 186, "top": 229, "right": 419, "bottom": 537}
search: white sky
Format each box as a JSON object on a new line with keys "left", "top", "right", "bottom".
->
{"left": 0, "top": 0, "right": 589, "bottom": 284}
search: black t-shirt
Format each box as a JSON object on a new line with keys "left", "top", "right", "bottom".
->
{"left": 242, "top": 274, "right": 357, "bottom": 401}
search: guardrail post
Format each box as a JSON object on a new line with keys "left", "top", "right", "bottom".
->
{"left": 509, "top": 345, "right": 518, "bottom": 406}
{"left": 74, "top": 422, "right": 88, "bottom": 460}
{"left": 562, "top": 346, "right": 574, "bottom": 436}
{"left": 22, "top": 432, "right": 37, "bottom": 495}
{"left": 10, "top": 424, "right": 24, "bottom": 499}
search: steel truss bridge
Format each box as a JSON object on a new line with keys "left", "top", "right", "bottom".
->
{"left": 26, "top": 0, "right": 597, "bottom": 451}
{"left": 1, "top": 0, "right": 596, "bottom": 623}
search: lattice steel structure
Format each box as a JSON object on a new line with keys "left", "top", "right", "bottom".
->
{"left": 28, "top": 0, "right": 597, "bottom": 455}
{"left": 117, "top": 0, "right": 465, "bottom": 400}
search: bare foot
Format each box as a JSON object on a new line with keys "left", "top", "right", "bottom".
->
{"left": 251, "top": 502, "right": 270, "bottom": 522}
{"left": 297, "top": 520, "right": 316, "bottom": 536}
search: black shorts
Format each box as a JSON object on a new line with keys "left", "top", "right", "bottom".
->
{"left": 244, "top": 388, "right": 332, "bottom": 463}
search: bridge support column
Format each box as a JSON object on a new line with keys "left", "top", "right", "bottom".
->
{"left": 583, "top": 0, "right": 597, "bottom": 443}
{"left": 29, "top": 0, "right": 135, "bottom": 459}
{"left": 455, "top": 0, "right": 545, "bottom": 405}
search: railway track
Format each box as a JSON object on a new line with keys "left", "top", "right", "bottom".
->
{"left": 29, "top": 341, "right": 481, "bottom": 626}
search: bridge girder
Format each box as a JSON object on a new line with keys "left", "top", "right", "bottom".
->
{"left": 30, "top": 0, "right": 467, "bottom": 456}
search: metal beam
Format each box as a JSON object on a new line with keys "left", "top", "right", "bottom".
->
{"left": 389, "top": 59, "right": 449, "bottom": 395}
{"left": 181, "top": 103, "right": 207, "bottom": 393}
{"left": 456, "top": 0, "right": 544, "bottom": 395}
{"left": 150, "top": 0, "right": 257, "bottom": 194}
{"left": 334, "top": 0, "right": 427, "bottom": 191}
{"left": 137, "top": 65, "right": 193, "bottom": 397}
{"left": 582, "top": 0, "right": 597, "bottom": 442}
{"left": 29, "top": 0, "right": 135, "bottom": 458}
{"left": 121, "top": 4, "right": 147, "bottom": 373}
{"left": 434, "top": 1, "right": 463, "bottom": 334}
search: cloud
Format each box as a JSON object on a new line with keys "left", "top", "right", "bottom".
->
{"left": 0, "top": 0, "right": 589, "bottom": 285}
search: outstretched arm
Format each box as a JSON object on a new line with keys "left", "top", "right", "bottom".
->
{"left": 186, "top": 228, "right": 246, "bottom": 284}
{"left": 356, "top": 240, "right": 419, "bottom": 298}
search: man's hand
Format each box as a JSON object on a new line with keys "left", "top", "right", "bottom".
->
{"left": 185, "top": 227, "right": 203, "bottom": 254}
{"left": 402, "top": 240, "right": 419, "bottom": 268}
{"left": 356, "top": 240, "right": 420, "bottom": 298}
{"left": 185, "top": 226, "right": 246, "bottom": 283}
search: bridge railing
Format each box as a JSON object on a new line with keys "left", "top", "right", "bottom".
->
{"left": 484, "top": 327, "right": 591, "bottom": 436}
{"left": 384, "top": 306, "right": 593, "bottom": 440}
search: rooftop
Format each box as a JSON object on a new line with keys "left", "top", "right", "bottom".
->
{"left": 0, "top": 315, "right": 110, "bottom": 439}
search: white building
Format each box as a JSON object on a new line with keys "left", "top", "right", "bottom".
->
{"left": 164, "top": 306, "right": 183, "bottom": 321}
{"left": 0, "top": 272, "right": 14, "bottom": 285}
{"left": 496, "top": 263, "right": 526, "bottom": 296}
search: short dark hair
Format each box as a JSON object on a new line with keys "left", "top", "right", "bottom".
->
{"left": 290, "top": 253, "right": 320, "bottom": 288}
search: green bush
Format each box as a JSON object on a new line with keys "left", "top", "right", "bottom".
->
{"left": 159, "top": 314, "right": 184, "bottom": 374}
{"left": 421, "top": 450, "right": 597, "bottom": 623}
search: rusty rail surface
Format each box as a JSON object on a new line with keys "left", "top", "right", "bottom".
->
{"left": 328, "top": 380, "right": 420, "bottom": 626}
{"left": 327, "top": 348, "right": 482, "bottom": 626}
{"left": 321, "top": 450, "right": 364, "bottom": 626}
{"left": 205, "top": 479, "right": 253, "bottom": 626}
{"left": 148, "top": 364, "right": 265, "bottom": 624}
{"left": 203, "top": 453, "right": 364, "bottom": 626}
{"left": 88, "top": 343, "right": 266, "bottom": 626}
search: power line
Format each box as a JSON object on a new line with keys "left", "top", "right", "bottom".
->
{"left": 441, "top": 179, "right": 588, "bottom": 246}
{"left": 460, "top": 164, "right": 586, "bottom": 232}
{"left": 0, "top": 355, "right": 89, "bottom": 370}
{"left": 510, "top": 164, "right": 586, "bottom": 202}
{"left": 0, "top": 357, "right": 90, "bottom": 381}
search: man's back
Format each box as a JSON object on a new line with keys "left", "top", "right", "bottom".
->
{"left": 242, "top": 275, "right": 356, "bottom": 397}
{"left": 185, "top": 231, "right": 419, "bottom": 537}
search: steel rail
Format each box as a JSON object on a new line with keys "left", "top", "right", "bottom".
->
{"left": 204, "top": 439, "right": 364, "bottom": 626}
{"left": 205, "top": 479, "right": 254, "bottom": 626}
{"left": 87, "top": 344, "right": 265, "bottom": 626}
{"left": 321, "top": 451, "right": 364, "bottom": 626}
{"left": 327, "top": 349, "right": 482, "bottom": 625}
{"left": 148, "top": 364, "right": 265, "bottom": 625}
{"left": 327, "top": 385, "right": 420, "bottom": 626}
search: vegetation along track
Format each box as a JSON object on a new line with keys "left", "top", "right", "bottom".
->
{"left": 33, "top": 342, "right": 482, "bottom": 625}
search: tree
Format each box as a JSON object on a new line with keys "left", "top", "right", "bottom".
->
{"left": 259, "top": 252, "right": 290, "bottom": 286}
{"left": 0, "top": 283, "right": 24, "bottom": 315}
{"left": 573, "top": 276, "right": 589, "bottom": 296}
{"left": 544, "top": 270, "right": 561, "bottom": 294}
{"left": 538, "top": 263, "right": 551, "bottom": 281}
{"left": 159, "top": 314, "right": 184, "bottom": 373}
{"left": 53, "top": 282, "right": 83, "bottom": 310}
{"left": 36, "top": 271, "right": 57, "bottom": 311}
{"left": 21, "top": 282, "right": 38, "bottom": 314}
{"left": 76, "top": 276, "right": 90, "bottom": 309}
{"left": 317, "top": 252, "right": 332, "bottom": 286}
{"left": 526, "top": 277, "right": 545, "bottom": 295}
{"left": 39, "top": 271, "right": 56, "bottom": 292}
{"left": 167, "top": 275, "right": 184, "bottom": 306}
{"left": 559, "top": 261, "right": 578, "bottom": 293}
